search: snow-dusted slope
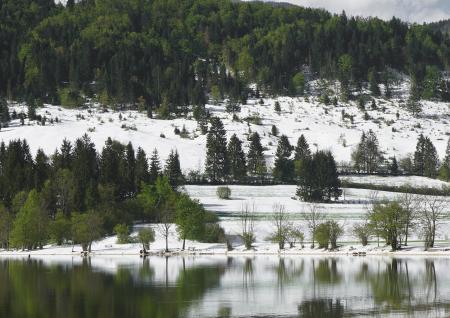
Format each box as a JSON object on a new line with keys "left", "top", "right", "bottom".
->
{"left": 1, "top": 95, "right": 449, "bottom": 172}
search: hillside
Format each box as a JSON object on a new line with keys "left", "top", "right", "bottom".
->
{"left": 2, "top": 90, "right": 449, "bottom": 173}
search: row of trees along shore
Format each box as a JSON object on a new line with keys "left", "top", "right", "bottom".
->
{"left": 0, "top": 135, "right": 225, "bottom": 252}
{"left": 1, "top": 0, "right": 450, "bottom": 111}
{"left": 0, "top": 131, "right": 448, "bottom": 251}
{"left": 239, "top": 195, "right": 447, "bottom": 252}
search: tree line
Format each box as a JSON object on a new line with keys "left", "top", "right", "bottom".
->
{"left": 204, "top": 117, "right": 342, "bottom": 202}
{"left": 0, "top": 135, "right": 223, "bottom": 251}
{"left": 352, "top": 129, "right": 450, "bottom": 181}
{"left": 1, "top": 0, "right": 450, "bottom": 113}
{"left": 237, "top": 194, "right": 448, "bottom": 252}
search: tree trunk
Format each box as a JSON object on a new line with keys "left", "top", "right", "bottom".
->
{"left": 165, "top": 234, "right": 169, "bottom": 252}
{"left": 182, "top": 237, "right": 186, "bottom": 251}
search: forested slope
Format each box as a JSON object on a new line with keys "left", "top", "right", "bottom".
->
{"left": 1, "top": 0, "right": 450, "bottom": 111}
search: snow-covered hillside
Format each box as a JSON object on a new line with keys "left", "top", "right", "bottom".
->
{"left": 1, "top": 95, "right": 449, "bottom": 173}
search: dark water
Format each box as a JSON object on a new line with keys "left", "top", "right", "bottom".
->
{"left": 0, "top": 256, "right": 449, "bottom": 318}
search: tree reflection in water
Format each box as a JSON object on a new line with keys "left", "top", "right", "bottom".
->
{"left": 0, "top": 256, "right": 447, "bottom": 318}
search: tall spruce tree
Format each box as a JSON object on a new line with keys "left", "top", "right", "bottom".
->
{"left": 227, "top": 134, "right": 247, "bottom": 182}
{"left": 205, "top": 117, "right": 229, "bottom": 182}
{"left": 414, "top": 134, "right": 439, "bottom": 177}
{"left": 149, "top": 149, "right": 162, "bottom": 184}
{"left": 34, "top": 149, "right": 50, "bottom": 191}
{"left": 296, "top": 150, "right": 341, "bottom": 202}
{"left": 247, "top": 132, "right": 266, "bottom": 178}
{"left": 352, "top": 130, "right": 382, "bottom": 173}
{"left": 273, "top": 135, "right": 294, "bottom": 183}
{"left": 165, "top": 150, "right": 184, "bottom": 189}
{"left": 135, "top": 147, "right": 150, "bottom": 189}
{"left": 0, "top": 97, "right": 9, "bottom": 123}
{"left": 124, "top": 142, "right": 136, "bottom": 195}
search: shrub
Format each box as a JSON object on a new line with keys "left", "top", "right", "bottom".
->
{"left": 203, "top": 223, "right": 226, "bottom": 243}
{"left": 114, "top": 223, "right": 131, "bottom": 244}
{"left": 216, "top": 186, "right": 231, "bottom": 200}
{"left": 138, "top": 228, "right": 155, "bottom": 252}
{"left": 352, "top": 223, "right": 371, "bottom": 246}
{"left": 242, "top": 232, "right": 255, "bottom": 250}
{"left": 271, "top": 125, "right": 278, "bottom": 136}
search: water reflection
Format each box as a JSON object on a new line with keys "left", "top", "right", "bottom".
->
{"left": 0, "top": 256, "right": 449, "bottom": 317}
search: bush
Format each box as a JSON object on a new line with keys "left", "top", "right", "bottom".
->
{"left": 114, "top": 223, "right": 131, "bottom": 244}
{"left": 202, "top": 223, "right": 225, "bottom": 243}
{"left": 242, "top": 232, "right": 255, "bottom": 250}
{"left": 138, "top": 228, "right": 155, "bottom": 252}
{"left": 352, "top": 223, "right": 371, "bottom": 246}
{"left": 58, "top": 87, "right": 85, "bottom": 108}
{"left": 216, "top": 186, "right": 231, "bottom": 200}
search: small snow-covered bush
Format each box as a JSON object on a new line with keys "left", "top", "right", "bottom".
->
{"left": 216, "top": 186, "right": 231, "bottom": 200}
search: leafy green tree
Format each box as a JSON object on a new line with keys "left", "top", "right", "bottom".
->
{"left": 49, "top": 210, "right": 71, "bottom": 245}
{"left": 10, "top": 189, "right": 48, "bottom": 250}
{"left": 71, "top": 212, "right": 103, "bottom": 252}
{"left": 175, "top": 194, "right": 206, "bottom": 250}
{"left": 138, "top": 227, "right": 155, "bottom": 253}
{"left": 369, "top": 201, "right": 406, "bottom": 251}
{"left": 0, "top": 204, "right": 12, "bottom": 250}
{"left": 291, "top": 72, "right": 306, "bottom": 96}
{"left": 114, "top": 223, "right": 131, "bottom": 244}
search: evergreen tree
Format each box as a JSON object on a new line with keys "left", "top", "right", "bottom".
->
{"left": 296, "top": 151, "right": 341, "bottom": 202}
{"left": 273, "top": 135, "right": 294, "bottom": 182}
{"left": 439, "top": 138, "right": 450, "bottom": 180}
{"left": 247, "top": 132, "right": 266, "bottom": 178}
{"left": 0, "top": 97, "right": 9, "bottom": 123}
{"left": 389, "top": 157, "right": 399, "bottom": 176}
{"left": 352, "top": 130, "right": 383, "bottom": 173}
{"left": 205, "top": 118, "right": 229, "bottom": 182}
{"left": 227, "top": 134, "right": 247, "bottom": 182}
{"left": 368, "top": 68, "right": 380, "bottom": 97}
{"left": 414, "top": 135, "right": 439, "bottom": 177}
{"left": 164, "top": 150, "right": 184, "bottom": 189}
{"left": 124, "top": 142, "right": 136, "bottom": 195}
{"left": 135, "top": 147, "right": 150, "bottom": 189}
{"left": 34, "top": 149, "right": 50, "bottom": 191}
{"left": 338, "top": 54, "right": 353, "bottom": 102}
{"left": 149, "top": 149, "right": 162, "bottom": 184}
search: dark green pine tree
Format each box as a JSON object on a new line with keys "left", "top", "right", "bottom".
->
{"left": 149, "top": 149, "right": 162, "bottom": 184}
{"left": 389, "top": 157, "right": 399, "bottom": 176}
{"left": 56, "top": 139, "right": 73, "bottom": 170}
{"left": 124, "top": 142, "right": 136, "bottom": 195}
{"left": 423, "top": 137, "right": 439, "bottom": 178}
{"left": 227, "top": 134, "right": 247, "bottom": 182}
{"left": 164, "top": 150, "right": 184, "bottom": 189}
{"left": 273, "top": 135, "right": 294, "bottom": 183}
{"left": 413, "top": 134, "right": 426, "bottom": 176}
{"left": 294, "top": 135, "right": 311, "bottom": 161}
{"left": 135, "top": 147, "right": 150, "bottom": 190}
{"left": 247, "top": 132, "right": 266, "bottom": 178}
{"left": 296, "top": 150, "right": 341, "bottom": 202}
{"left": 205, "top": 117, "right": 229, "bottom": 182}
{"left": 294, "top": 134, "right": 311, "bottom": 179}
{"left": 34, "top": 149, "right": 50, "bottom": 191}
{"left": 72, "top": 134, "right": 99, "bottom": 211}
{"left": 0, "top": 97, "right": 10, "bottom": 123}
{"left": 368, "top": 68, "right": 380, "bottom": 97}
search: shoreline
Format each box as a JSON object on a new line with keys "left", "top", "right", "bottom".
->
{"left": 1, "top": 246, "right": 450, "bottom": 258}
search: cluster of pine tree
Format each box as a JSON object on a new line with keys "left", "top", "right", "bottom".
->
{"left": 1, "top": 0, "right": 450, "bottom": 111}
{"left": 204, "top": 118, "right": 341, "bottom": 201}
{"left": 0, "top": 135, "right": 224, "bottom": 250}
{"left": 351, "top": 130, "right": 449, "bottom": 180}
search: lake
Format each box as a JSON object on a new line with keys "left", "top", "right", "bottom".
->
{"left": 0, "top": 255, "right": 449, "bottom": 317}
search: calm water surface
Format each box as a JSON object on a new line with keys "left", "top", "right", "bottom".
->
{"left": 0, "top": 255, "right": 449, "bottom": 317}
